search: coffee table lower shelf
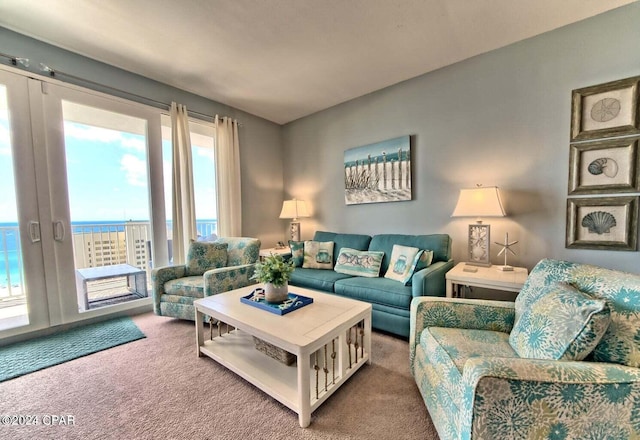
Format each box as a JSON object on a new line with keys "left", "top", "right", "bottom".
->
{"left": 198, "top": 328, "right": 369, "bottom": 427}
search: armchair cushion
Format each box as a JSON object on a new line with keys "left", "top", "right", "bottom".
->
{"left": 509, "top": 282, "right": 611, "bottom": 361}
{"left": 185, "top": 242, "right": 228, "bottom": 276}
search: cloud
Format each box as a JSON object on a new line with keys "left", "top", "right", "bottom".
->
{"left": 64, "top": 122, "right": 145, "bottom": 151}
{"left": 120, "top": 154, "right": 147, "bottom": 187}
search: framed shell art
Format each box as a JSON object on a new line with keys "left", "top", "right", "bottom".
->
{"left": 566, "top": 196, "right": 638, "bottom": 251}
{"left": 344, "top": 135, "right": 412, "bottom": 205}
{"left": 570, "top": 76, "right": 640, "bottom": 142}
{"left": 568, "top": 137, "right": 640, "bottom": 194}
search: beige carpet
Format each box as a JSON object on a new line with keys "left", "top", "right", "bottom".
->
{"left": 0, "top": 313, "right": 439, "bottom": 440}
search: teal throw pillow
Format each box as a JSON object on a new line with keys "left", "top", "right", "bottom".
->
{"left": 384, "top": 245, "right": 423, "bottom": 285}
{"left": 509, "top": 282, "right": 611, "bottom": 361}
{"left": 415, "top": 249, "right": 434, "bottom": 271}
{"left": 334, "top": 248, "right": 384, "bottom": 278}
{"left": 185, "top": 242, "right": 228, "bottom": 276}
{"left": 302, "top": 241, "right": 334, "bottom": 270}
{"left": 288, "top": 240, "right": 304, "bottom": 267}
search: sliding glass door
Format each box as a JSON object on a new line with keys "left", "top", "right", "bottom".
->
{"left": 0, "top": 69, "right": 49, "bottom": 335}
{"left": 42, "top": 83, "right": 167, "bottom": 321}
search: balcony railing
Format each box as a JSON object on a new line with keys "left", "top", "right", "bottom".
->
{"left": 0, "top": 220, "right": 217, "bottom": 310}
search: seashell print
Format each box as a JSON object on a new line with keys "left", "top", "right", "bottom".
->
{"left": 587, "top": 157, "right": 618, "bottom": 178}
{"left": 590, "top": 97, "right": 621, "bottom": 122}
{"left": 581, "top": 211, "right": 617, "bottom": 234}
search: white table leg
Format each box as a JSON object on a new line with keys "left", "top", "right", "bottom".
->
{"left": 297, "top": 350, "right": 311, "bottom": 428}
{"left": 364, "top": 316, "right": 372, "bottom": 365}
{"left": 195, "top": 308, "right": 204, "bottom": 357}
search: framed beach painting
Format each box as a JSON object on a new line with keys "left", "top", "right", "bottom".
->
{"left": 344, "top": 135, "right": 412, "bottom": 205}
{"left": 570, "top": 76, "right": 640, "bottom": 141}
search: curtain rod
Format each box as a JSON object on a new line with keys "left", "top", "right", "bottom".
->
{"left": 0, "top": 51, "right": 239, "bottom": 125}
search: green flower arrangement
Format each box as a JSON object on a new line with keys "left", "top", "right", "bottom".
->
{"left": 251, "top": 253, "right": 294, "bottom": 287}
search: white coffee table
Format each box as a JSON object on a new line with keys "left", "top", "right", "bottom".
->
{"left": 194, "top": 285, "right": 372, "bottom": 428}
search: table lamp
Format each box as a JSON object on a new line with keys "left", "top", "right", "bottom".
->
{"left": 279, "top": 199, "right": 310, "bottom": 242}
{"left": 451, "top": 185, "right": 505, "bottom": 268}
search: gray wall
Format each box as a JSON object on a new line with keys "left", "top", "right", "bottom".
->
{"left": 282, "top": 3, "right": 640, "bottom": 275}
{"left": 0, "top": 26, "right": 285, "bottom": 246}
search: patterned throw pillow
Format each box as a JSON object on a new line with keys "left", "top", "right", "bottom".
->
{"left": 288, "top": 240, "right": 304, "bottom": 267}
{"left": 415, "top": 250, "right": 434, "bottom": 271}
{"left": 384, "top": 245, "right": 424, "bottom": 285}
{"left": 185, "top": 242, "right": 228, "bottom": 276}
{"left": 302, "top": 241, "right": 335, "bottom": 270}
{"left": 334, "top": 247, "right": 384, "bottom": 278}
{"left": 509, "top": 282, "right": 611, "bottom": 361}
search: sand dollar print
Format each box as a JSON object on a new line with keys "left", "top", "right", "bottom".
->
{"left": 590, "top": 97, "right": 621, "bottom": 122}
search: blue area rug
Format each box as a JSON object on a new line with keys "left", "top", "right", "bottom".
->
{"left": 0, "top": 316, "right": 145, "bottom": 382}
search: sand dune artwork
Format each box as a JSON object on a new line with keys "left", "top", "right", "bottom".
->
{"left": 344, "top": 135, "right": 412, "bottom": 205}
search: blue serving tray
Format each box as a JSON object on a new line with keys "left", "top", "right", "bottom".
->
{"left": 240, "top": 291, "right": 313, "bottom": 315}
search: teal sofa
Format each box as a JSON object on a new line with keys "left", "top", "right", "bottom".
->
{"left": 289, "top": 231, "right": 453, "bottom": 338}
{"left": 410, "top": 258, "right": 640, "bottom": 440}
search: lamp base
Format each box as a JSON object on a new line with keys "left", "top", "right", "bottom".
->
{"left": 289, "top": 221, "right": 301, "bottom": 242}
{"left": 495, "top": 265, "right": 514, "bottom": 272}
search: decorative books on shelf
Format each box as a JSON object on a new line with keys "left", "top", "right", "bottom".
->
{"left": 240, "top": 289, "right": 313, "bottom": 315}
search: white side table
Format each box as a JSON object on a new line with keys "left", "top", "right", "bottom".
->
{"left": 445, "top": 262, "right": 528, "bottom": 298}
{"left": 259, "top": 247, "right": 292, "bottom": 261}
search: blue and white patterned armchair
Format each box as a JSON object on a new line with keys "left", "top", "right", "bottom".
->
{"left": 410, "top": 258, "right": 640, "bottom": 440}
{"left": 152, "top": 237, "right": 260, "bottom": 320}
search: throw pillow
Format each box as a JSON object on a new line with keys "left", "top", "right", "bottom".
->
{"left": 509, "top": 282, "right": 611, "bottom": 361}
{"left": 302, "top": 241, "right": 335, "bottom": 270}
{"left": 288, "top": 240, "right": 304, "bottom": 267}
{"left": 384, "top": 245, "right": 424, "bottom": 285}
{"left": 185, "top": 242, "right": 228, "bottom": 276}
{"left": 334, "top": 248, "right": 384, "bottom": 278}
{"left": 415, "top": 250, "right": 434, "bottom": 271}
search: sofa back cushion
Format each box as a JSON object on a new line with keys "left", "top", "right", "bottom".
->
{"left": 368, "top": 234, "right": 452, "bottom": 274}
{"left": 509, "top": 282, "right": 611, "bottom": 360}
{"left": 313, "top": 231, "right": 372, "bottom": 263}
{"left": 516, "top": 258, "right": 640, "bottom": 367}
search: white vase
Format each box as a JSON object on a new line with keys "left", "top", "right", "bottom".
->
{"left": 264, "top": 282, "right": 289, "bottom": 303}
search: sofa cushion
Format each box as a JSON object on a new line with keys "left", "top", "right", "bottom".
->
{"left": 185, "top": 242, "right": 228, "bottom": 276}
{"left": 516, "top": 258, "right": 640, "bottom": 367}
{"left": 384, "top": 244, "right": 423, "bottom": 285}
{"left": 509, "top": 282, "right": 611, "bottom": 361}
{"left": 289, "top": 267, "right": 352, "bottom": 291}
{"left": 302, "top": 240, "right": 334, "bottom": 269}
{"left": 419, "top": 327, "right": 517, "bottom": 409}
{"left": 164, "top": 276, "right": 205, "bottom": 298}
{"left": 313, "top": 231, "right": 372, "bottom": 263}
{"left": 334, "top": 247, "right": 384, "bottom": 277}
{"left": 334, "top": 276, "right": 413, "bottom": 309}
{"left": 368, "top": 234, "right": 451, "bottom": 274}
{"left": 288, "top": 240, "right": 304, "bottom": 267}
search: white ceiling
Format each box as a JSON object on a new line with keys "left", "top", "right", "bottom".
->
{"left": 0, "top": 0, "right": 636, "bottom": 124}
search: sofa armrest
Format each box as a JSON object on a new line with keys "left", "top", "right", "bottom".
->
{"left": 411, "top": 260, "right": 455, "bottom": 298}
{"left": 203, "top": 264, "right": 258, "bottom": 296}
{"left": 461, "top": 357, "right": 640, "bottom": 439}
{"left": 151, "top": 265, "right": 186, "bottom": 314}
{"left": 409, "top": 297, "right": 515, "bottom": 370}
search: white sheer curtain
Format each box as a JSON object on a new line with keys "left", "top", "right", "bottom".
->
{"left": 171, "top": 102, "right": 197, "bottom": 264}
{"left": 215, "top": 115, "right": 242, "bottom": 237}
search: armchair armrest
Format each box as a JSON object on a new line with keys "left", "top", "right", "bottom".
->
{"left": 203, "top": 263, "right": 258, "bottom": 297}
{"left": 409, "top": 297, "right": 515, "bottom": 370}
{"left": 411, "top": 260, "right": 455, "bottom": 298}
{"left": 151, "top": 265, "right": 186, "bottom": 314}
{"left": 461, "top": 357, "right": 640, "bottom": 439}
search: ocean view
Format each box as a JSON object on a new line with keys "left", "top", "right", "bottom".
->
{"left": 0, "top": 219, "right": 217, "bottom": 288}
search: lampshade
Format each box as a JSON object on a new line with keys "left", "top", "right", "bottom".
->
{"left": 279, "top": 199, "right": 310, "bottom": 220}
{"left": 451, "top": 186, "right": 505, "bottom": 218}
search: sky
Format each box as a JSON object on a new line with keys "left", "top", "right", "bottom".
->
{"left": 0, "top": 90, "right": 216, "bottom": 223}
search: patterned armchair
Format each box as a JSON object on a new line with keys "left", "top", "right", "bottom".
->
{"left": 152, "top": 237, "right": 260, "bottom": 320}
{"left": 410, "top": 258, "right": 640, "bottom": 440}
